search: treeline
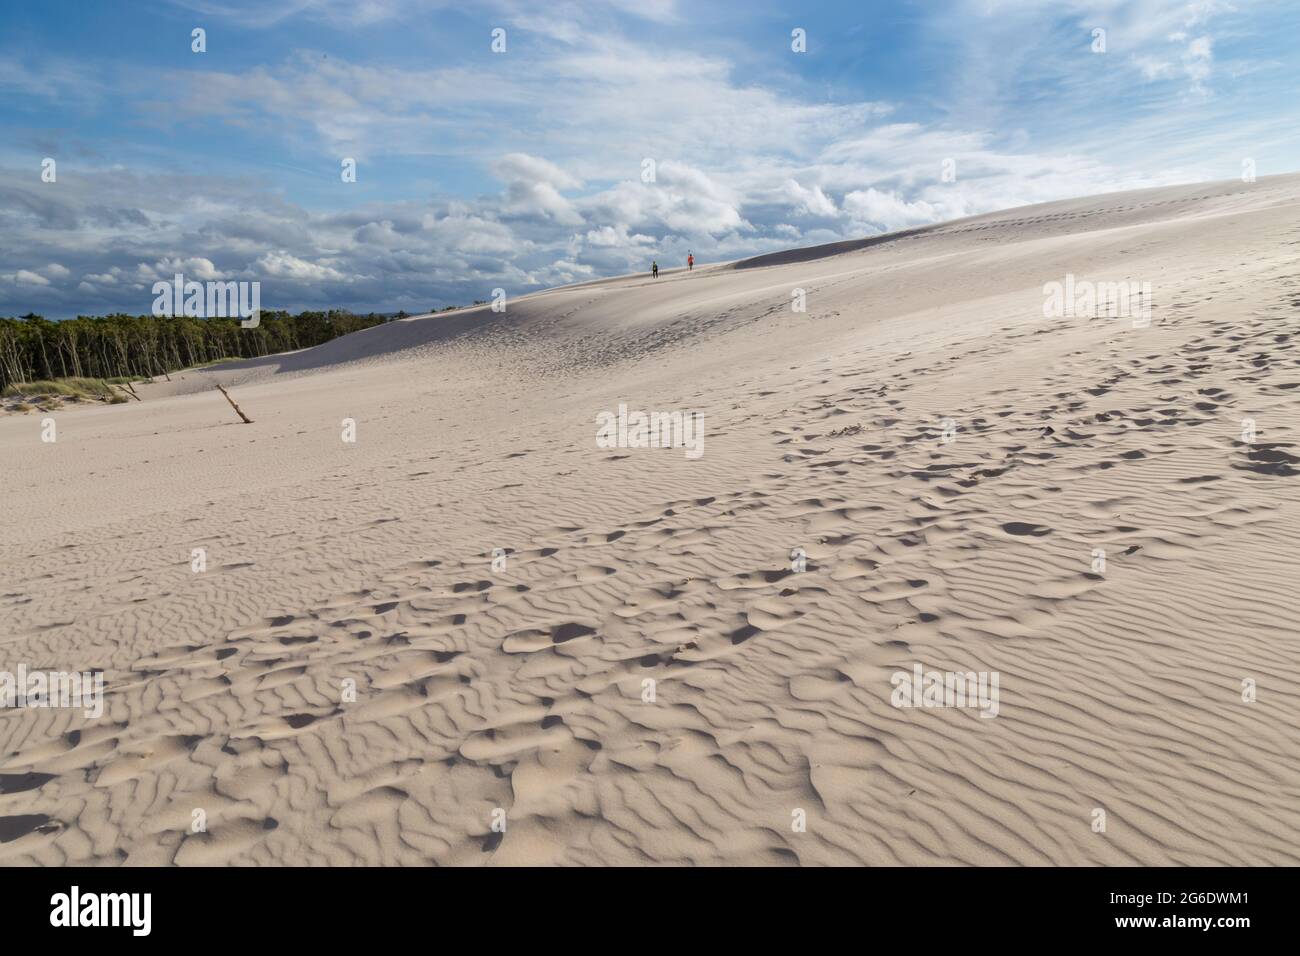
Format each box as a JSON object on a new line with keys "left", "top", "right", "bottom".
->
{"left": 0, "top": 310, "right": 389, "bottom": 391}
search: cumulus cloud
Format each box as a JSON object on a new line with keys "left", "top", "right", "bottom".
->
{"left": 147, "top": 257, "right": 221, "bottom": 281}
{"left": 253, "top": 252, "right": 350, "bottom": 282}
{"left": 0, "top": 1, "right": 1279, "bottom": 318}
{"left": 842, "top": 189, "right": 939, "bottom": 233}
{"left": 784, "top": 180, "right": 838, "bottom": 219}
{"left": 492, "top": 153, "right": 583, "bottom": 191}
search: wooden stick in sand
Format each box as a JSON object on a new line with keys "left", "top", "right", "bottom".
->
{"left": 215, "top": 382, "right": 253, "bottom": 423}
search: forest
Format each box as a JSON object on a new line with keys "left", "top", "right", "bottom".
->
{"left": 0, "top": 310, "right": 392, "bottom": 392}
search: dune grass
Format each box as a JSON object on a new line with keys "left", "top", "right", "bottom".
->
{"left": 2, "top": 376, "right": 135, "bottom": 403}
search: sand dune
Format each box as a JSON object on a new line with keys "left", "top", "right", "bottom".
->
{"left": 3, "top": 175, "right": 1300, "bottom": 865}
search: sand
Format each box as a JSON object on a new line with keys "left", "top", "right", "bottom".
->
{"left": 2, "top": 174, "right": 1299, "bottom": 865}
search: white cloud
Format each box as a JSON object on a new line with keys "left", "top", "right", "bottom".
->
{"left": 145, "top": 257, "right": 221, "bottom": 281}
{"left": 1182, "top": 34, "right": 1214, "bottom": 92}
{"left": 2, "top": 1, "right": 1288, "bottom": 318}
{"left": 583, "top": 224, "right": 655, "bottom": 248}
{"left": 843, "top": 189, "right": 939, "bottom": 233}
{"left": 254, "top": 252, "right": 349, "bottom": 282}
{"left": 784, "top": 180, "right": 838, "bottom": 218}
{"left": 492, "top": 153, "right": 583, "bottom": 190}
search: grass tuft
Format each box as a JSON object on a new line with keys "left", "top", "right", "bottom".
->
{"left": 2, "top": 377, "right": 132, "bottom": 402}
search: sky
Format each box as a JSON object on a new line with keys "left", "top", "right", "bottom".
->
{"left": 2, "top": 0, "right": 1299, "bottom": 318}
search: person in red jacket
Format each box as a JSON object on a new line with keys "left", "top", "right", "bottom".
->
{"left": 687, "top": 252, "right": 694, "bottom": 271}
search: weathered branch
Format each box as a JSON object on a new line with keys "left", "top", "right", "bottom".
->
{"left": 215, "top": 382, "right": 253, "bottom": 423}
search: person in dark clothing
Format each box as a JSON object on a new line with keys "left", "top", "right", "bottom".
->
{"left": 652, "top": 261, "right": 659, "bottom": 278}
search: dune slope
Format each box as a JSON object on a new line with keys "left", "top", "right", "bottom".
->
{"left": 2, "top": 175, "right": 1300, "bottom": 865}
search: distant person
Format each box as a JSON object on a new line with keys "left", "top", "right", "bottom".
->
{"left": 687, "top": 252, "right": 694, "bottom": 271}
{"left": 652, "top": 261, "right": 659, "bottom": 278}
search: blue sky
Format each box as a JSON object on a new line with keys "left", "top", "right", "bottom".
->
{"left": 3, "top": 0, "right": 1299, "bottom": 318}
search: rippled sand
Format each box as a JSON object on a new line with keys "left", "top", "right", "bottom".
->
{"left": 3, "top": 175, "right": 1299, "bottom": 864}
